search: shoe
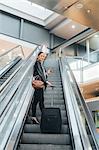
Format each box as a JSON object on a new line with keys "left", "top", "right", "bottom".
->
{"left": 31, "top": 117, "right": 39, "bottom": 124}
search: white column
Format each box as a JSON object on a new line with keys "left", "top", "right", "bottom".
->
{"left": 86, "top": 39, "right": 90, "bottom": 63}
{"left": 19, "top": 19, "right": 24, "bottom": 39}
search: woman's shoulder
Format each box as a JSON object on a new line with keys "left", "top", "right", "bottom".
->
{"left": 34, "top": 60, "right": 41, "bottom": 68}
{"left": 35, "top": 60, "right": 41, "bottom": 65}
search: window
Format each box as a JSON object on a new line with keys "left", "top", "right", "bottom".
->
{"left": 0, "top": 0, "right": 54, "bottom": 20}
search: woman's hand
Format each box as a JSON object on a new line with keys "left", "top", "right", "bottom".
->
{"left": 47, "top": 69, "right": 53, "bottom": 75}
{"left": 46, "top": 81, "right": 54, "bottom": 87}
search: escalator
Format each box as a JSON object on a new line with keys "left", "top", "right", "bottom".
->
{"left": 17, "top": 58, "right": 73, "bottom": 150}
{"left": 1, "top": 52, "right": 98, "bottom": 150}
{"left": 0, "top": 56, "right": 22, "bottom": 86}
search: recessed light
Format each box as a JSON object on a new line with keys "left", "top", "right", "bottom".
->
{"left": 94, "top": 35, "right": 99, "bottom": 38}
{"left": 76, "top": 3, "right": 83, "bottom": 9}
{"left": 87, "top": 9, "right": 91, "bottom": 13}
{"left": 72, "top": 25, "right": 76, "bottom": 29}
{"left": 64, "top": 6, "right": 68, "bottom": 9}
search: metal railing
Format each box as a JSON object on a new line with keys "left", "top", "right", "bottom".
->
{"left": 60, "top": 58, "right": 99, "bottom": 149}
{"left": 66, "top": 49, "right": 99, "bottom": 83}
{"left": 66, "top": 56, "right": 84, "bottom": 82}
{"left": 0, "top": 45, "right": 25, "bottom": 58}
{"left": 0, "top": 45, "right": 25, "bottom": 70}
{"left": 0, "top": 46, "right": 40, "bottom": 150}
{"left": 83, "top": 49, "right": 99, "bottom": 64}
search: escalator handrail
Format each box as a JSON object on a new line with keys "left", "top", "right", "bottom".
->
{"left": 0, "top": 45, "right": 39, "bottom": 111}
{"left": 0, "top": 56, "right": 22, "bottom": 78}
{"left": 0, "top": 45, "right": 39, "bottom": 93}
{"left": 59, "top": 59, "right": 84, "bottom": 150}
{"left": 64, "top": 58, "right": 99, "bottom": 149}
{"left": 0, "top": 46, "right": 41, "bottom": 150}
{"left": 0, "top": 45, "right": 38, "bottom": 112}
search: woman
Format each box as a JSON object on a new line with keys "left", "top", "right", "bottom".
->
{"left": 32, "top": 52, "right": 52, "bottom": 124}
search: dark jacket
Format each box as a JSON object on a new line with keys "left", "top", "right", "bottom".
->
{"left": 33, "top": 60, "right": 47, "bottom": 87}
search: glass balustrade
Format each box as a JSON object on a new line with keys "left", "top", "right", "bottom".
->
{"left": 0, "top": 45, "right": 24, "bottom": 70}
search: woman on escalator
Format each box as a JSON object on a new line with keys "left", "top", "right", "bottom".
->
{"left": 31, "top": 51, "right": 52, "bottom": 124}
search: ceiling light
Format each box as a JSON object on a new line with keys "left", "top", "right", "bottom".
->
{"left": 94, "top": 35, "right": 99, "bottom": 38}
{"left": 76, "top": 3, "right": 83, "bottom": 9}
{"left": 95, "top": 88, "right": 99, "bottom": 91}
{"left": 64, "top": 6, "right": 68, "bottom": 9}
{"left": 87, "top": 9, "right": 91, "bottom": 13}
{"left": 72, "top": 25, "right": 76, "bottom": 29}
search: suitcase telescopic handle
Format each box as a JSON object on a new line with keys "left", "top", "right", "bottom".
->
{"left": 51, "top": 85, "right": 55, "bottom": 107}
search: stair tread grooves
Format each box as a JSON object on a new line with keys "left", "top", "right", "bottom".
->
{"left": 24, "top": 124, "right": 69, "bottom": 134}
{"left": 18, "top": 144, "right": 72, "bottom": 150}
{"left": 21, "top": 133, "right": 71, "bottom": 145}
{"left": 22, "top": 133, "right": 70, "bottom": 136}
{"left": 26, "top": 116, "right": 68, "bottom": 125}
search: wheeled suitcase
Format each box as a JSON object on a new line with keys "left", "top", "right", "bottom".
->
{"left": 40, "top": 86, "right": 62, "bottom": 133}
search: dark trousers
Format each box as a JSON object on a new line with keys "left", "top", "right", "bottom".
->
{"left": 32, "top": 88, "right": 44, "bottom": 117}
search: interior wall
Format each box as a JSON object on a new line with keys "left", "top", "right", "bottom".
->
{"left": 22, "top": 20, "right": 50, "bottom": 46}
{"left": 53, "top": 35, "right": 65, "bottom": 48}
{"left": 0, "top": 11, "right": 65, "bottom": 51}
{"left": 0, "top": 11, "right": 20, "bottom": 38}
{"left": 63, "top": 45, "right": 75, "bottom": 56}
{"left": 77, "top": 44, "right": 86, "bottom": 56}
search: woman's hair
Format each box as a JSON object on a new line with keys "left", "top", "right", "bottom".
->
{"left": 38, "top": 52, "right": 44, "bottom": 56}
{"left": 37, "top": 52, "right": 47, "bottom": 61}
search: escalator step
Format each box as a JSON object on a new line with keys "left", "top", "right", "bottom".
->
{"left": 44, "top": 100, "right": 64, "bottom": 105}
{"left": 45, "top": 91, "right": 63, "bottom": 94}
{"left": 44, "top": 104, "right": 65, "bottom": 110}
{"left": 2, "top": 77, "right": 8, "bottom": 79}
{"left": 26, "top": 116, "right": 68, "bottom": 125}
{"left": 18, "top": 144, "right": 72, "bottom": 150}
{"left": 44, "top": 95, "right": 63, "bottom": 99}
{"left": 21, "top": 133, "right": 71, "bottom": 145}
{"left": 24, "top": 124, "right": 69, "bottom": 134}
{"left": 29, "top": 109, "right": 66, "bottom": 118}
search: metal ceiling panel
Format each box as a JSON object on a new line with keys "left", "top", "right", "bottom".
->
{"left": 29, "top": 0, "right": 99, "bottom": 30}
{"left": 28, "top": 0, "right": 60, "bottom": 10}
{"left": 63, "top": 0, "right": 99, "bottom": 30}
{"left": 29, "top": 0, "right": 78, "bottom": 12}
{"left": 50, "top": 19, "right": 87, "bottom": 39}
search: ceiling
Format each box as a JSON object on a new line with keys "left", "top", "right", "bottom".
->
{"left": 28, "top": 0, "right": 90, "bottom": 40}
{"left": 45, "top": 15, "right": 88, "bottom": 40}
{"left": 0, "top": 0, "right": 89, "bottom": 41}
{"left": 28, "top": 0, "right": 99, "bottom": 50}
{"left": 29, "top": 0, "right": 99, "bottom": 31}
